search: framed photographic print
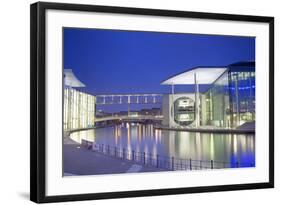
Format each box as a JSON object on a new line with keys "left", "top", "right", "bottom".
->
{"left": 30, "top": 2, "right": 274, "bottom": 203}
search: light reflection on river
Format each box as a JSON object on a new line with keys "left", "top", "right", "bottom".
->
{"left": 70, "top": 123, "right": 255, "bottom": 166}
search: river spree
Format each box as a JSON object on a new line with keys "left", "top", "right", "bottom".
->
{"left": 70, "top": 123, "right": 255, "bottom": 168}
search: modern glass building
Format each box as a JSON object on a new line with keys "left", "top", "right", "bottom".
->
{"left": 203, "top": 61, "right": 255, "bottom": 128}
{"left": 64, "top": 88, "right": 96, "bottom": 130}
{"left": 63, "top": 69, "right": 96, "bottom": 131}
{"left": 161, "top": 61, "right": 255, "bottom": 129}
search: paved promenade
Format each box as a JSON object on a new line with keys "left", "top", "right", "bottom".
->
{"left": 63, "top": 134, "right": 166, "bottom": 176}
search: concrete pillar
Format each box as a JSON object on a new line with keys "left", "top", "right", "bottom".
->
{"left": 171, "top": 83, "right": 175, "bottom": 127}
{"left": 128, "top": 96, "right": 130, "bottom": 116}
{"left": 200, "top": 94, "right": 206, "bottom": 126}
{"left": 194, "top": 73, "right": 200, "bottom": 128}
{"left": 235, "top": 76, "right": 240, "bottom": 126}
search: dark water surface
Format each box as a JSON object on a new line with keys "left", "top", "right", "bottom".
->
{"left": 70, "top": 123, "right": 255, "bottom": 168}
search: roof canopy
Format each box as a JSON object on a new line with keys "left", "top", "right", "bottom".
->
{"left": 64, "top": 69, "right": 85, "bottom": 87}
{"left": 161, "top": 67, "right": 227, "bottom": 85}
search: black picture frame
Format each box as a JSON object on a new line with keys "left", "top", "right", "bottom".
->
{"left": 30, "top": 2, "right": 274, "bottom": 203}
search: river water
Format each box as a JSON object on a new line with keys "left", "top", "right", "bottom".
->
{"left": 70, "top": 123, "right": 255, "bottom": 169}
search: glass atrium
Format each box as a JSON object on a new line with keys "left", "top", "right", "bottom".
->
{"left": 203, "top": 61, "right": 255, "bottom": 128}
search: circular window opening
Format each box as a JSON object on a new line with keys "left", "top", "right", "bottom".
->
{"left": 174, "top": 97, "right": 195, "bottom": 126}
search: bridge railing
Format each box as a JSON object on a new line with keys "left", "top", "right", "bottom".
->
{"left": 81, "top": 139, "right": 255, "bottom": 171}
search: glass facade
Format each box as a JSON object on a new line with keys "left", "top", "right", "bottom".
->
{"left": 203, "top": 62, "right": 255, "bottom": 128}
{"left": 63, "top": 87, "right": 96, "bottom": 130}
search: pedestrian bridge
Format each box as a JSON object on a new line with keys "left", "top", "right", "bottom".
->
{"left": 95, "top": 114, "right": 163, "bottom": 122}
{"left": 96, "top": 94, "right": 163, "bottom": 105}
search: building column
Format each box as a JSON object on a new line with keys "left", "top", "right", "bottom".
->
{"left": 194, "top": 73, "right": 200, "bottom": 128}
{"left": 235, "top": 76, "right": 240, "bottom": 126}
{"left": 171, "top": 83, "right": 175, "bottom": 127}
{"left": 128, "top": 95, "right": 130, "bottom": 116}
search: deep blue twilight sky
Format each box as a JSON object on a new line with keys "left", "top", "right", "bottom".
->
{"left": 64, "top": 28, "right": 255, "bottom": 96}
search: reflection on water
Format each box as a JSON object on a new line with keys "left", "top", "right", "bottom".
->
{"left": 70, "top": 123, "right": 255, "bottom": 167}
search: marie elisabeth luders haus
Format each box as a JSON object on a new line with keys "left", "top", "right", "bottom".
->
{"left": 63, "top": 61, "right": 255, "bottom": 132}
